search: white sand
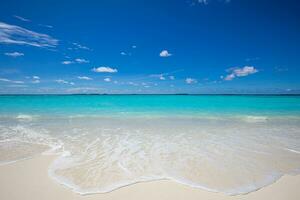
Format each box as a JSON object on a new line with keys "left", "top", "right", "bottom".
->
{"left": 0, "top": 155, "right": 300, "bottom": 200}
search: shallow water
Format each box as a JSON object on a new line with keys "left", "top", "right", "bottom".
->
{"left": 0, "top": 95, "right": 300, "bottom": 195}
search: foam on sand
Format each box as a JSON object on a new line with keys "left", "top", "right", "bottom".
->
{"left": 1, "top": 116, "right": 300, "bottom": 195}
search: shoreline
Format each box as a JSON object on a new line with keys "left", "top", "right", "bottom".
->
{"left": 1, "top": 155, "right": 300, "bottom": 200}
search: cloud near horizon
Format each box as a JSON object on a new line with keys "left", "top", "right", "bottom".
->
{"left": 55, "top": 79, "right": 74, "bottom": 85}
{"left": 223, "top": 66, "right": 258, "bottom": 81}
{"left": 0, "top": 78, "right": 24, "bottom": 84}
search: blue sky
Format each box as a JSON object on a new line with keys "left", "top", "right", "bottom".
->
{"left": 0, "top": 0, "right": 300, "bottom": 94}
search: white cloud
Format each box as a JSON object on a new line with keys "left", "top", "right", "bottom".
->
{"left": 120, "top": 51, "right": 127, "bottom": 56}
{"left": 0, "top": 78, "right": 24, "bottom": 84}
{"left": 55, "top": 79, "right": 68, "bottom": 84}
{"left": 0, "top": 22, "right": 58, "bottom": 47}
{"left": 223, "top": 66, "right": 258, "bottom": 81}
{"left": 159, "top": 50, "right": 172, "bottom": 57}
{"left": 31, "top": 76, "right": 40, "bottom": 83}
{"left": 197, "top": 0, "right": 208, "bottom": 4}
{"left": 55, "top": 79, "right": 74, "bottom": 85}
{"left": 132, "top": 45, "right": 137, "bottom": 48}
{"left": 67, "top": 87, "right": 102, "bottom": 93}
{"left": 7, "top": 84, "right": 28, "bottom": 88}
{"left": 195, "top": 0, "right": 230, "bottom": 5}
{"left": 128, "top": 81, "right": 138, "bottom": 86}
{"left": 75, "top": 58, "right": 89, "bottom": 63}
{"left": 61, "top": 61, "right": 73, "bottom": 65}
{"left": 150, "top": 74, "right": 166, "bottom": 80}
{"left": 104, "top": 77, "right": 111, "bottom": 82}
{"left": 92, "top": 66, "right": 118, "bottom": 73}
{"left": 77, "top": 76, "right": 92, "bottom": 80}
{"left": 185, "top": 78, "right": 198, "bottom": 84}
{"left": 62, "top": 58, "right": 89, "bottom": 65}
{"left": 4, "top": 52, "right": 24, "bottom": 57}
{"left": 233, "top": 66, "right": 258, "bottom": 76}
{"left": 38, "top": 24, "right": 53, "bottom": 28}
{"left": 72, "top": 42, "right": 90, "bottom": 50}
{"left": 224, "top": 73, "right": 235, "bottom": 81}
{"left": 14, "top": 15, "right": 31, "bottom": 22}
{"left": 169, "top": 76, "right": 175, "bottom": 80}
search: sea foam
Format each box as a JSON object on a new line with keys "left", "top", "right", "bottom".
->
{"left": 1, "top": 116, "right": 300, "bottom": 195}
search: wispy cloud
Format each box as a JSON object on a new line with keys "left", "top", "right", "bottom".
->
{"left": 55, "top": 79, "right": 74, "bottom": 85}
{"left": 223, "top": 66, "right": 258, "bottom": 81}
{"left": 104, "top": 77, "right": 111, "bottom": 82}
{"left": 185, "top": 78, "right": 198, "bottom": 84}
{"left": 77, "top": 76, "right": 92, "bottom": 80}
{"left": 197, "top": 0, "right": 209, "bottom": 4}
{"left": 159, "top": 50, "right": 172, "bottom": 57}
{"left": 67, "top": 87, "right": 102, "bottom": 93}
{"left": 275, "top": 66, "right": 288, "bottom": 72}
{"left": 38, "top": 24, "right": 53, "bottom": 28}
{"left": 0, "top": 22, "right": 58, "bottom": 47}
{"left": 150, "top": 74, "right": 166, "bottom": 80}
{"left": 71, "top": 42, "right": 91, "bottom": 50}
{"left": 0, "top": 78, "right": 24, "bottom": 84}
{"left": 13, "top": 15, "right": 31, "bottom": 22}
{"left": 150, "top": 70, "right": 182, "bottom": 81}
{"left": 7, "top": 84, "right": 28, "bottom": 88}
{"left": 62, "top": 58, "right": 89, "bottom": 65}
{"left": 61, "top": 61, "right": 73, "bottom": 65}
{"left": 75, "top": 58, "right": 89, "bottom": 63}
{"left": 193, "top": 0, "right": 231, "bottom": 5}
{"left": 0, "top": 68, "right": 20, "bottom": 75}
{"left": 4, "top": 52, "right": 24, "bottom": 57}
{"left": 132, "top": 45, "right": 137, "bottom": 48}
{"left": 92, "top": 66, "right": 118, "bottom": 73}
{"left": 128, "top": 81, "right": 139, "bottom": 86}
{"left": 245, "top": 57, "right": 260, "bottom": 62}
{"left": 31, "top": 76, "right": 40, "bottom": 83}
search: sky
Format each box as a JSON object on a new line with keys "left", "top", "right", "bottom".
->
{"left": 0, "top": 0, "right": 300, "bottom": 94}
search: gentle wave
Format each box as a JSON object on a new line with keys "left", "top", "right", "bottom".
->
{"left": 1, "top": 116, "right": 300, "bottom": 195}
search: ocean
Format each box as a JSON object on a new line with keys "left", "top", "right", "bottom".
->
{"left": 0, "top": 95, "right": 300, "bottom": 195}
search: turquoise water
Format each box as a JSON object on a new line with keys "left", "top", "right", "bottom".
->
{"left": 1, "top": 95, "right": 300, "bottom": 117}
{"left": 1, "top": 95, "right": 300, "bottom": 195}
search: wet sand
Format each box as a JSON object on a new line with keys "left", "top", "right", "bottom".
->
{"left": 0, "top": 155, "right": 299, "bottom": 200}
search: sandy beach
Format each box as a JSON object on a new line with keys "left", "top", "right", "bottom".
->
{"left": 0, "top": 155, "right": 299, "bottom": 200}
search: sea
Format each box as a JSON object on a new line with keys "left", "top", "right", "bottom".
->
{"left": 0, "top": 94, "right": 300, "bottom": 195}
